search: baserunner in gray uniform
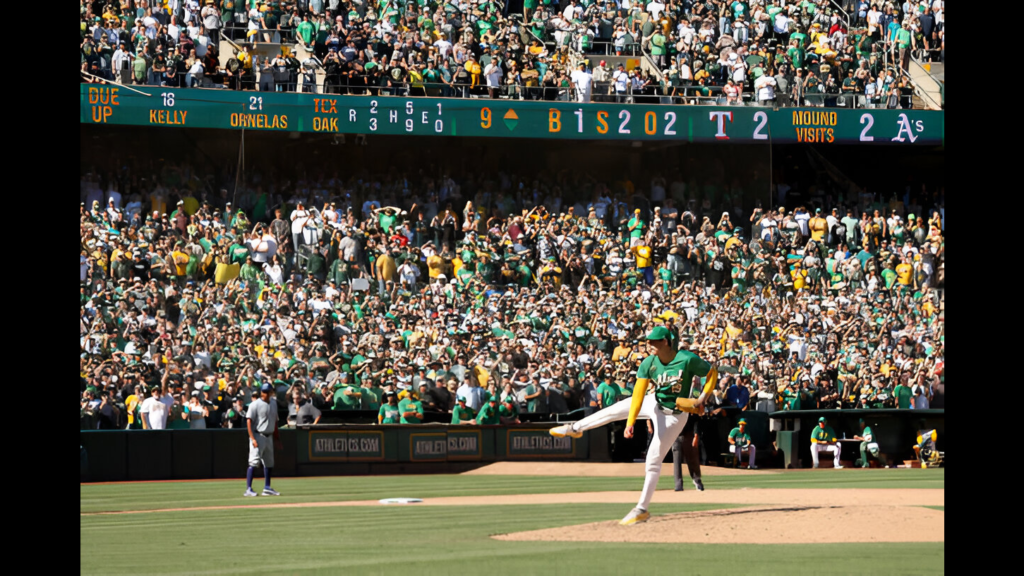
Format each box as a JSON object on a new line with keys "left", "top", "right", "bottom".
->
{"left": 244, "top": 384, "right": 281, "bottom": 497}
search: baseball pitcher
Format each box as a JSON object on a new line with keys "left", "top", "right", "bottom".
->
{"left": 549, "top": 325, "right": 716, "bottom": 525}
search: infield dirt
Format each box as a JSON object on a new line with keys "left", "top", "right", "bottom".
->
{"left": 494, "top": 504, "right": 944, "bottom": 544}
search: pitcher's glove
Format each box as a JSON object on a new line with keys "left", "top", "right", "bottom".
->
{"left": 675, "top": 397, "right": 705, "bottom": 416}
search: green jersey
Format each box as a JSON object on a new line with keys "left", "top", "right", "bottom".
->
{"left": 894, "top": 384, "right": 912, "bottom": 409}
{"left": 476, "top": 402, "right": 499, "bottom": 425}
{"left": 628, "top": 217, "right": 644, "bottom": 239}
{"left": 398, "top": 398, "right": 423, "bottom": 424}
{"left": 361, "top": 387, "right": 382, "bottom": 411}
{"left": 451, "top": 404, "right": 476, "bottom": 424}
{"left": 861, "top": 426, "right": 875, "bottom": 443}
{"left": 728, "top": 427, "right": 751, "bottom": 448}
{"left": 378, "top": 403, "right": 401, "bottom": 424}
{"left": 332, "top": 385, "right": 361, "bottom": 410}
{"left": 525, "top": 384, "right": 543, "bottom": 412}
{"left": 811, "top": 425, "right": 837, "bottom": 443}
{"left": 499, "top": 401, "right": 518, "bottom": 420}
{"left": 636, "top": 350, "right": 712, "bottom": 412}
{"left": 597, "top": 382, "right": 621, "bottom": 407}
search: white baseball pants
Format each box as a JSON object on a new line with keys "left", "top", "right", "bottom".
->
{"left": 570, "top": 395, "right": 688, "bottom": 511}
{"left": 811, "top": 443, "right": 841, "bottom": 468}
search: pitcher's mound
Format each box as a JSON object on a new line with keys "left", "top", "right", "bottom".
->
{"left": 494, "top": 505, "right": 943, "bottom": 544}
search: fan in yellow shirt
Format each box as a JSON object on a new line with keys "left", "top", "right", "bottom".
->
{"left": 792, "top": 262, "right": 808, "bottom": 291}
{"left": 895, "top": 259, "right": 913, "bottom": 286}
{"left": 426, "top": 253, "right": 444, "bottom": 279}
{"left": 171, "top": 242, "right": 191, "bottom": 277}
{"left": 632, "top": 244, "right": 654, "bottom": 285}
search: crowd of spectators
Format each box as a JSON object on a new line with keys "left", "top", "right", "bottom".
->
{"left": 79, "top": 161, "right": 945, "bottom": 431}
{"left": 79, "top": 0, "right": 942, "bottom": 107}
{"left": 578, "top": 0, "right": 943, "bottom": 107}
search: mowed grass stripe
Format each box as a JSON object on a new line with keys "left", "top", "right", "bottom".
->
{"left": 80, "top": 475, "right": 644, "bottom": 513}
{"left": 80, "top": 469, "right": 943, "bottom": 514}
{"left": 80, "top": 503, "right": 943, "bottom": 576}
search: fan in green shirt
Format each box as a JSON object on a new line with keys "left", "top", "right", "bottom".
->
{"left": 894, "top": 382, "right": 913, "bottom": 409}
{"left": 524, "top": 382, "right": 544, "bottom": 412}
{"left": 228, "top": 241, "right": 250, "bottom": 265}
{"left": 650, "top": 32, "right": 666, "bottom": 57}
{"left": 451, "top": 397, "right": 477, "bottom": 424}
{"left": 895, "top": 27, "right": 912, "bottom": 49}
{"left": 628, "top": 211, "right": 645, "bottom": 240}
{"left": 790, "top": 31, "right": 807, "bottom": 50}
{"left": 596, "top": 378, "right": 622, "bottom": 408}
{"left": 361, "top": 384, "right": 382, "bottom": 411}
{"left": 296, "top": 17, "right": 314, "bottom": 45}
{"left": 881, "top": 266, "right": 898, "bottom": 289}
{"left": 332, "top": 382, "right": 362, "bottom": 410}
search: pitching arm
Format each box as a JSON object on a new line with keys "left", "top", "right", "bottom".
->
{"left": 675, "top": 365, "right": 718, "bottom": 415}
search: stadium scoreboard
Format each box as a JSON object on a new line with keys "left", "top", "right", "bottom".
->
{"left": 83, "top": 85, "right": 942, "bottom": 145}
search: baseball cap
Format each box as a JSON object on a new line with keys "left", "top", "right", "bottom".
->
{"left": 818, "top": 417, "right": 827, "bottom": 423}
{"left": 260, "top": 383, "right": 273, "bottom": 393}
{"left": 457, "top": 396, "right": 467, "bottom": 402}
{"left": 738, "top": 418, "right": 747, "bottom": 425}
{"left": 646, "top": 326, "right": 672, "bottom": 341}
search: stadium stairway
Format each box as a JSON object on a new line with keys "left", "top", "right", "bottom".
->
{"left": 908, "top": 59, "right": 943, "bottom": 110}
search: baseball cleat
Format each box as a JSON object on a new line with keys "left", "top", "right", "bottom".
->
{"left": 693, "top": 478, "right": 705, "bottom": 491}
{"left": 835, "top": 465, "right": 844, "bottom": 469}
{"left": 674, "top": 483, "right": 684, "bottom": 492}
{"left": 262, "top": 487, "right": 281, "bottom": 496}
{"left": 619, "top": 507, "right": 650, "bottom": 526}
{"left": 750, "top": 465, "right": 758, "bottom": 470}
{"left": 243, "top": 489, "right": 258, "bottom": 497}
{"left": 549, "top": 424, "right": 582, "bottom": 439}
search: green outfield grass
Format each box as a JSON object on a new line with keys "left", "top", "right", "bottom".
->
{"left": 80, "top": 503, "right": 943, "bottom": 576}
{"left": 80, "top": 468, "right": 943, "bottom": 514}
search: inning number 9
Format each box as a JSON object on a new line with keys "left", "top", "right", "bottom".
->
{"left": 481, "top": 107, "right": 492, "bottom": 129}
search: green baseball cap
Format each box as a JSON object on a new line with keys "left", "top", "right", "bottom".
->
{"left": 738, "top": 418, "right": 747, "bottom": 425}
{"left": 646, "top": 326, "right": 672, "bottom": 341}
{"left": 818, "top": 417, "right": 827, "bottom": 423}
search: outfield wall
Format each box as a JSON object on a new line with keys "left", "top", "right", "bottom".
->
{"left": 79, "top": 411, "right": 941, "bottom": 481}
{"left": 80, "top": 424, "right": 594, "bottom": 482}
